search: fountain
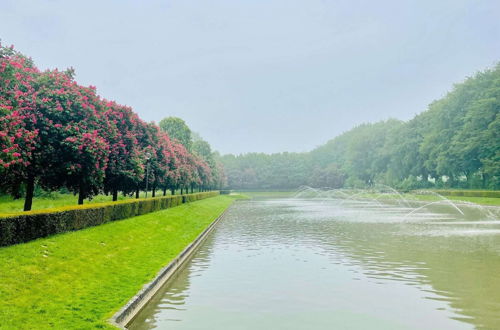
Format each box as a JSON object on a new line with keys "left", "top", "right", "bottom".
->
{"left": 292, "top": 185, "right": 499, "bottom": 221}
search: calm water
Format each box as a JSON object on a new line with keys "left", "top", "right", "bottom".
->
{"left": 129, "top": 198, "right": 500, "bottom": 330}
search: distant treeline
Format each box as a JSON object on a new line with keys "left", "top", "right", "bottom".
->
{"left": 222, "top": 63, "right": 500, "bottom": 191}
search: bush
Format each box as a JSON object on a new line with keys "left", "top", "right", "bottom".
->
{"left": 0, "top": 191, "right": 219, "bottom": 247}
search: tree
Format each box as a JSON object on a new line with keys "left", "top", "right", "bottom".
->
{"left": 0, "top": 46, "right": 39, "bottom": 209}
{"left": 102, "top": 102, "right": 145, "bottom": 200}
{"left": 309, "top": 164, "right": 345, "bottom": 188}
{"left": 159, "top": 117, "right": 192, "bottom": 151}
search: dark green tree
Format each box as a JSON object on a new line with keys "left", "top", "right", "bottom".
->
{"left": 159, "top": 117, "right": 192, "bottom": 151}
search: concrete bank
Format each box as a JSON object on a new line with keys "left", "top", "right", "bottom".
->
{"left": 109, "top": 205, "right": 233, "bottom": 328}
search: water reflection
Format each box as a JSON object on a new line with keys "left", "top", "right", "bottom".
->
{"left": 129, "top": 198, "right": 500, "bottom": 330}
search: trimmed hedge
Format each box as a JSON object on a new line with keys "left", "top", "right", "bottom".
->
{"left": 0, "top": 191, "right": 219, "bottom": 247}
{"left": 430, "top": 190, "right": 500, "bottom": 198}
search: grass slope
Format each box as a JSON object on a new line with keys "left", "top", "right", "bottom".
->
{"left": 0, "top": 195, "right": 236, "bottom": 329}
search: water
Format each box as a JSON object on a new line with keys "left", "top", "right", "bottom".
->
{"left": 129, "top": 197, "right": 500, "bottom": 330}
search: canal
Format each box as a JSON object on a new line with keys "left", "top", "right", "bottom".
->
{"left": 129, "top": 197, "right": 500, "bottom": 329}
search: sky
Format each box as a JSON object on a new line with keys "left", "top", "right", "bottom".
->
{"left": 1, "top": 0, "right": 499, "bottom": 154}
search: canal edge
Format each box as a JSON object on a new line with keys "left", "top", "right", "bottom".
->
{"left": 109, "top": 203, "right": 234, "bottom": 329}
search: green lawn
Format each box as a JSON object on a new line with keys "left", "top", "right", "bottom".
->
{"left": 408, "top": 194, "right": 500, "bottom": 206}
{"left": 0, "top": 195, "right": 238, "bottom": 329}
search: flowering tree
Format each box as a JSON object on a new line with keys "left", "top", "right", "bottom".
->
{"left": 0, "top": 46, "right": 41, "bottom": 210}
{"left": 191, "top": 154, "right": 211, "bottom": 192}
{"left": 32, "top": 69, "right": 111, "bottom": 204}
{"left": 170, "top": 141, "right": 193, "bottom": 194}
{"left": 1, "top": 44, "right": 221, "bottom": 211}
{"left": 143, "top": 123, "right": 175, "bottom": 197}
{"left": 102, "top": 101, "right": 144, "bottom": 200}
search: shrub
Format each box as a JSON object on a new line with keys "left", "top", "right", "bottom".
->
{"left": 0, "top": 192, "right": 219, "bottom": 247}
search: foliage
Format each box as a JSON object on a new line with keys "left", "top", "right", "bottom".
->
{"left": 222, "top": 64, "right": 500, "bottom": 191}
{"left": 102, "top": 102, "right": 145, "bottom": 198}
{"left": 159, "top": 116, "right": 193, "bottom": 150}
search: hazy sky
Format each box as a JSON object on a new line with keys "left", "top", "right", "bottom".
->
{"left": 1, "top": 0, "right": 499, "bottom": 154}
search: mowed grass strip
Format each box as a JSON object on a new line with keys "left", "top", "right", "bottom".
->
{"left": 0, "top": 195, "right": 235, "bottom": 329}
{"left": 0, "top": 191, "right": 170, "bottom": 214}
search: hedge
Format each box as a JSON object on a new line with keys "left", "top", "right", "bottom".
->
{"left": 429, "top": 190, "right": 500, "bottom": 198}
{"left": 0, "top": 191, "right": 220, "bottom": 247}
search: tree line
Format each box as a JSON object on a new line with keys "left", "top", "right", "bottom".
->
{"left": 0, "top": 45, "right": 226, "bottom": 211}
{"left": 222, "top": 63, "right": 500, "bottom": 191}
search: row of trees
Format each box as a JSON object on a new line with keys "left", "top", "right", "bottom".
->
{"left": 222, "top": 63, "right": 500, "bottom": 191}
{"left": 0, "top": 45, "right": 226, "bottom": 210}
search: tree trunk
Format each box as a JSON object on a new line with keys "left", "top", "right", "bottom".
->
{"left": 78, "top": 181, "right": 85, "bottom": 205}
{"left": 112, "top": 189, "right": 118, "bottom": 201}
{"left": 181, "top": 187, "right": 184, "bottom": 195}
{"left": 190, "top": 185, "right": 194, "bottom": 194}
{"left": 136, "top": 187, "right": 140, "bottom": 199}
{"left": 482, "top": 173, "right": 488, "bottom": 189}
{"left": 152, "top": 188, "right": 156, "bottom": 197}
{"left": 24, "top": 174, "right": 35, "bottom": 211}
{"left": 171, "top": 188, "right": 175, "bottom": 195}
{"left": 163, "top": 188, "right": 167, "bottom": 196}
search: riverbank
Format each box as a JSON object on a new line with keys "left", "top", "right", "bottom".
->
{"left": 0, "top": 195, "right": 240, "bottom": 329}
{"left": 365, "top": 193, "right": 500, "bottom": 207}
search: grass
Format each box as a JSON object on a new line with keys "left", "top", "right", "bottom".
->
{"left": 0, "top": 190, "right": 189, "bottom": 214}
{"left": 403, "top": 194, "right": 500, "bottom": 206}
{"left": 0, "top": 195, "right": 239, "bottom": 329}
{"left": 363, "top": 193, "right": 500, "bottom": 206}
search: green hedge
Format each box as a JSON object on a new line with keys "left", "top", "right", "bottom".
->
{"left": 431, "top": 190, "right": 500, "bottom": 198}
{"left": 0, "top": 191, "right": 219, "bottom": 247}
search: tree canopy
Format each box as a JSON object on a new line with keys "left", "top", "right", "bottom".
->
{"left": 159, "top": 117, "right": 192, "bottom": 151}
